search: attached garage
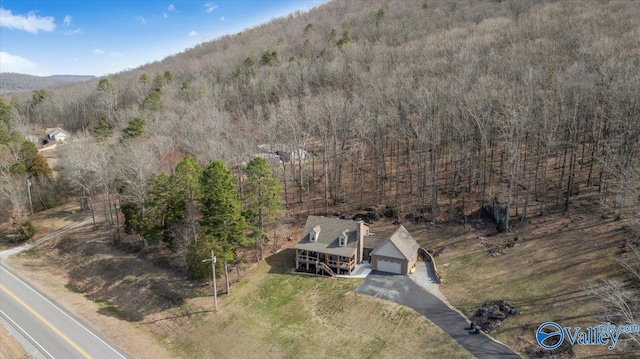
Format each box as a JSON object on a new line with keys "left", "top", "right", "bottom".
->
{"left": 370, "top": 225, "right": 419, "bottom": 275}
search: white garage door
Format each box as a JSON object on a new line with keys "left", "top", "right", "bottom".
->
{"left": 377, "top": 259, "right": 402, "bottom": 274}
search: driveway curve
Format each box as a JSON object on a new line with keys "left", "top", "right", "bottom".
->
{"left": 356, "top": 272, "right": 521, "bottom": 359}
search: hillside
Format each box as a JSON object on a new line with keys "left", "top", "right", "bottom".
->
{"left": 1, "top": 0, "right": 635, "bottom": 247}
{"left": 0, "top": 72, "right": 96, "bottom": 95}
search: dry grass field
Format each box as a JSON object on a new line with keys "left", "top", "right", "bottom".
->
{"left": 400, "top": 204, "right": 634, "bottom": 357}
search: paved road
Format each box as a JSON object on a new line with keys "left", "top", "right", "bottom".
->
{"left": 356, "top": 272, "right": 521, "bottom": 359}
{"left": 0, "top": 218, "right": 130, "bottom": 359}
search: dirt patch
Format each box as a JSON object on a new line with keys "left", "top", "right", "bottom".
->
{"left": 0, "top": 325, "right": 31, "bottom": 359}
{"left": 521, "top": 323, "right": 575, "bottom": 358}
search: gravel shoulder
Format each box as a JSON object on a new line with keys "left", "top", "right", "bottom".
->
{"left": 0, "top": 324, "right": 32, "bottom": 359}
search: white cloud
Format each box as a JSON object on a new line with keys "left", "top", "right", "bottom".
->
{"left": 134, "top": 15, "right": 146, "bottom": 24}
{"left": 204, "top": 2, "right": 218, "bottom": 13}
{"left": 189, "top": 31, "right": 197, "bottom": 37}
{"left": 163, "top": 13, "right": 168, "bottom": 19}
{"left": 65, "top": 28, "right": 82, "bottom": 35}
{"left": 220, "top": 16, "right": 225, "bottom": 21}
{"left": 0, "top": 51, "right": 37, "bottom": 73}
{"left": 0, "top": 7, "right": 55, "bottom": 34}
{"left": 63, "top": 15, "right": 72, "bottom": 26}
{"left": 92, "top": 49, "right": 105, "bottom": 55}
{"left": 110, "top": 52, "right": 124, "bottom": 57}
{"left": 167, "top": 4, "right": 176, "bottom": 11}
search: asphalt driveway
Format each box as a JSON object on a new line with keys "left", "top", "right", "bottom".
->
{"left": 356, "top": 272, "right": 521, "bottom": 359}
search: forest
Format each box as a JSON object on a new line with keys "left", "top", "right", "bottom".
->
{"left": 0, "top": 0, "right": 639, "bottom": 278}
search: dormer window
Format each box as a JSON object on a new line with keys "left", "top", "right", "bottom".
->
{"left": 339, "top": 230, "right": 348, "bottom": 247}
{"left": 310, "top": 225, "right": 321, "bottom": 242}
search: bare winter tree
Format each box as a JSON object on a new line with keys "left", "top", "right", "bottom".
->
{"left": 58, "top": 133, "right": 100, "bottom": 229}
{"left": 499, "top": 90, "right": 530, "bottom": 233}
{"left": 116, "top": 140, "right": 160, "bottom": 218}
{"left": 0, "top": 167, "right": 28, "bottom": 225}
{"left": 593, "top": 244, "right": 640, "bottom": 353}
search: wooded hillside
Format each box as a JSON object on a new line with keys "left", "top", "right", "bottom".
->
{"left": 1, "top": 0, "right": 639, "bottom": 255}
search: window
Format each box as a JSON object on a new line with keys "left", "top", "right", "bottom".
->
{"left": 339, "top": 229, "right": 348, "bottom": 247}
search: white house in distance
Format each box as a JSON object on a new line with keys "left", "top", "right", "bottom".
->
{"left": 255, "top": 144, "right": 309, "bottom": 164}
{"left": 45, "top": 127, "right": 70, "bottom": 143}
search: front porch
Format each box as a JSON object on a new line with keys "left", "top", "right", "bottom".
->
{"left": 295, "top": 249, "right": 356, "bottom": 275}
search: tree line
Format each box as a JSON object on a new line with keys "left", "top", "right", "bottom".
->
{"left": 57, "top": 128, "right": 283, "bottom": 278}
{"left": 0, "top": 99, "right": 54, "bottom": 239}
{"left": 0, "top": 0, "right": 638, "bottom": 264}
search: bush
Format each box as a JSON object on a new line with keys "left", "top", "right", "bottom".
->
{"left": 17, "top": 220, "right": 35, "bottom": 242}
{"left": 571, "top": 183, "right": 580, "bottom": 196}
{"left": 261, "top": 50, "right": 277, "bottom": 65}
{"left": 31, "top": 177, "right": 69, "bottom": 212}
{"left": 186, "top": 241, "right": 212, "bottom": 280}
{"left": 120, "top": 202, "right": 141, "bottom": 234}
{"left": 496, "top": 220, "right": 505, "bottom": 233}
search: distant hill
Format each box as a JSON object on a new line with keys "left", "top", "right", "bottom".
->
{"left": 0, "top": 73, "right": 96, "bottom": 95}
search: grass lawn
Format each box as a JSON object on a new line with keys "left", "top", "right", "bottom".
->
{"left": 170, "top": 248, "right": 473, "bottom": 359}
{"left": 428, "top": 210, "right": 631, "bottom": 357}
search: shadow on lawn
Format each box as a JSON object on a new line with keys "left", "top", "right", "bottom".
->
{"left": 264, "top": 248, "right": 296, "bottom": 274}
{"left": 47, "top": 225, "right": 203, "bottom": 323}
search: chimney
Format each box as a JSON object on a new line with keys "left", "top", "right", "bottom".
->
{"left": 356, "top": 220, "right": 366, "bottom": 263}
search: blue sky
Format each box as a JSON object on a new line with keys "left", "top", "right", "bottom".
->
{"left": 0, "top": 0, "right": 326, "bottom": 76}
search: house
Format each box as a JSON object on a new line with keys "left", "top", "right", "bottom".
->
{"left": 45, "top": 127, "right": 70, "bottom": 142}
{"left": 295, "top": 216, "right": 368, "bottom": 276}
{"left": 26, "top": 134, "right": 40, "bottom": 144}
{"left": 276, "top": 148, "right": 308, "bottom": 163}
{"left": 295, "top": 216, "right": 420, "bottom": 276}
{"left": 255, "top": 144, "right": 308, "bottom": 164}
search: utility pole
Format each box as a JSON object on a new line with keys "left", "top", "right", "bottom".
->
{"left": 203, "top": 250, "right": 218, "bottom": 310}
{"left": 27, "top": 179, "right": 33, "bottom": 216}
{"left": 224, "top": 259, "right": 230, "bottom": 294}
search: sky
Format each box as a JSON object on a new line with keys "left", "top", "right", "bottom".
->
{"left": 0, "top": 0, "right": 327, "bottom": 76}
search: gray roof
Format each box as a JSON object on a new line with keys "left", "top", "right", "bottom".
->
{"left": 370, "top": 225, "right": 419, "bottom": 260}
{"left": 363, "top": 235, "right": 385, "bottom": 249}
{"left": 295, "top": 216, "right": 359, "bottom": 257}
{"left": 45, "top": 127, "right": 70, "bottom": 136}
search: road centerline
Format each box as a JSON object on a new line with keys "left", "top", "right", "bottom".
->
{"left": 1, "top": 284, "right": 92, "bottom": 359}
